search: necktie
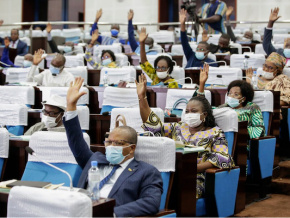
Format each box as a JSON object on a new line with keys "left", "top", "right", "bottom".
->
{"left": 99, "top": 165, "right": 120, "bottom": 190}
{"left": 12, "top": 42, "right": 15, "bottom": 48}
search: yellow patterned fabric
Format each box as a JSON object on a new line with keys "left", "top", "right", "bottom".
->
{"left": 267, "top": 52, "right": 286, "bottom": 74}
{"left": 140, "top": 61, "right": 178, "bottom": 88}
{"left": 85, "top": 47, "right": 117, "bottom": 69}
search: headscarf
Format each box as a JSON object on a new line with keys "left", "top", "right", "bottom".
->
{"left": 266, "top": 52, "right": 286, "bottom": 74}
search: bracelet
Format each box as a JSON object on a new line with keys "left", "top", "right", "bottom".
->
{"left": 196, "top": 90, "right": 205, "bottom": 95}
{"left": 138, "top": 96, "right": 147, "bottom": 101}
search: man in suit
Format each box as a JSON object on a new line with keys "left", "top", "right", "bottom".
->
{"left": 63, "top": 77, "right": 163, "bottom": 217}
{"left": 8, "top": 29, "right": 28, "bottom": 56}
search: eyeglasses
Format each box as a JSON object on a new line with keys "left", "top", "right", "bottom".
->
{"left": 101, "top": 55, "right": 111, "bottom": 60}
{"left": 227, "top": 93, "right": 242, "bottom": 98}
{"left": 196, "top": 48, "right": 207, "bottom": 52}
{"left": 155, "top": 66, "right": 168, "bottom": 71}
{"left": 42, "top": 109, "right": 62, "bottom": 117}
{"left": 104, "top": 140, "right": 134, "bottom": 147}
{"left": 263, "top": 64, "right": 277, "bottom": 71}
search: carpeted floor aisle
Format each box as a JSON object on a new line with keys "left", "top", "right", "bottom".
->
{"left": 235, "top": 194, "right": 290, "bottom": 217}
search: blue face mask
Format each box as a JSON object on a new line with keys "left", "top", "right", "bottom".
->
{"left": 49, "top": 65, "right": 61, "bottom": 75}
{"left": 105, "top": 145, "right": 132, "bottom": 164}
{"left": 284, "top": 49, "right": 290, "bottom": 58}
{"left": 102, "top": 58, "right": 112, "bottom": 66}
{"left": 63, "top": 46, "right": 72, "bottom": 53}
{"left": 195, "top": 52, "right": 205, "bottom": 60}
{"left": 23, "top": 60, "right": 32, "bottom": 68}
{"left": 111, "top": 29, "right": 119, "bottom": 37}
{"left": 134, "top": 44, "right": 150, "bottom": 55}
{"left": 227, "top": 96, "right": 243, "bottom": 108}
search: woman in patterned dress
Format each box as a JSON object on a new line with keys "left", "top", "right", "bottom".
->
{"left": 135, "top": 67, "right": 234, "bottom": 198}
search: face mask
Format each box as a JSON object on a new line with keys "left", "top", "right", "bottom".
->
{"left": 195, "top": 52, "right": 205, "bottom": 60}
{"left": 111, "top": 29, "right": 119, "bottom": 37}
{"left": 105, "top": 144, "right": 132, "bottom": 164}
{"left": 156, "top": 70, "right": 168, "bottom": 79}
{"left": 227, "top": 96, "right": 243, "bottom": 108}
{"left": 63, "top": 46, "right": 72, "bottom": 53}
{"left": 184, "top": 113, "right": 203, "bottom": 128}
{"left": 102, "top": 58, "right": 112, "bottom": 66}
{"left": 23, "top": 60, "right": 32, "bottom": 68}
{"left": 49, "top": 65, "right": 61, "bottom": 75}
{"left": 284, "top": 49, "right": 290, "bottom": 58}
{"left": 263, "top": 71, "right": 275, "bottom": 80}
{"left": 42, "top": 113, "right": 61, "bottom": 129}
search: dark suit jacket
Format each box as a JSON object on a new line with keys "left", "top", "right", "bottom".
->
{"left": 0, "top": 38, "right": 28, "bottom": 56}
{"left": 263, "top": 28, "right": 284, "bottom": 57}
{"left": 63, "top": 116, "right": 163, "bottom": 217}
{"left": 209, "top": 43, "right": 239, "bottom": 54}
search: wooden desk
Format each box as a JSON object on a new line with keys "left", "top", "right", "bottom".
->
{"left": 0, "top": 190, "right": 115, "bottom": 217}
{"left": 0, "top": 70, "right": 6, "bottom": 85}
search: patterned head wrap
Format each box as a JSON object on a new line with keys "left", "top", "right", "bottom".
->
{"left": 266, "top": 52, "right": 286, "bottom": 74}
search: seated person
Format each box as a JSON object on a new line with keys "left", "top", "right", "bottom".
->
{"left": 0, "top": 37, "right": 33, "bottom": 67}
{"left": 25, "top": 95, "right": 66, "bottom": 135}
{"left": 63, "top": 77, "right": 163, "bottom": 217}
{"left": 202, "top": 30, "right": 239, "bottom": 54}
{"left": 180, "top": 9, "right": 218, "bottom": 68}
{"left": 27, "top": 49, "right": 74, "bottom": 86}
{"left": 139, "top": 28, "right": 178, "bottom": 88}
{"left": 90, "top": 9, "right": 126, "bottom": 45}
{"left": 0, "top": 29, "right": 28, "bottom": 56}
{"left": 246, "top": 52, "right": 290, "bottom": 106}
{"left": 225, "top": 7, "right": 259, "bottom": 44}
{"left": 85, "top": 30, "right": 117, "bottom": 69}
{"left": 46, "top": 23, "right": 81, "bottom": 55}
{"left": 127, "top": 9, "right": 157, "bottom": 55}
{"left": 136, "top": 73, "right": 234, "bottom": 198}
{"left": 263, "top": 7, "right": 289, "bottom": 57}
{"left": 197, "top": 67, "right": 265, "bottom": 138}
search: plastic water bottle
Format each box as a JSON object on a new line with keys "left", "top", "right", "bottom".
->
{"left": 251, "top": 70, "right": 258, "bottom": 89}
{"left": 243, "top": 57, "right": 248, "bottom": 70}
{"left": 103, "top": 71, "right": 109, "bottom": 87}
{"left": 88, "top": 161, "right": 100, "bottom": 201}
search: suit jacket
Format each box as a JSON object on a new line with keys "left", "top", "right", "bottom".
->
{"left": 263, "top": 28, "right": 284, "bottom": 57}
{"left": 15, "top": 39, "right": 28, "bottom": 56}
{"left": 209, "top": 43, "right": 239, "bottom": 55}
{"left": 63, "top": 116, "right": 163, "bottom": 217}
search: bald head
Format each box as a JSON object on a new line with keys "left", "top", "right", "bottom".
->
{"left": 244, "top": 31, "right": 253, "bottom": 40}
{"left": 145, "top": 37, "right": 154, "bottom": 49}
{"left": 110, "top": 126, "right": 138, "bottom": 144}
{"left": 51, "top": 54, "right": 66, "bottom": 68}
{"left": 24, "top": 54, "right": 33, "bottom": 62}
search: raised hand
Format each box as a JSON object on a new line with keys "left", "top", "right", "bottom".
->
{"left": 46, "top": 23, "right": 52, "bottom": 33}
{"left": 33, "top": 49, "right": 45, "bottom": 65}
{"left": 226, "top": 6, "right": 234, "bottom": 18}
{"left": 269, "top": 7, "right": 281, "bottom": 25}
{"left": 128, "top": 9, "right": 134, "bottom": 21}
{"left": 135, "top": 74, "right": 147, "bottom": 98}
{"left": 179, "top": 9, "right": 187, "bottom": 24}
{"left": 91, "top": 29, "right": 99, "bottom": 42}
{"left": 246, "top": 67, "right": 253, "bottom": 79}
{"left": 67, "top": 77, "right": 87, "bottom": 111}
{"left": 139, "top": 27, "right": 148, "bottom": 43}
{"left": 95, "top": 9, "right": 103, "bottom": 22}
{"left": 202, "top": 29, "right": 209, "bottom": 42}
{"left": 199, "top": 63, "right": 209, "bottom": 85}
{"left": 4, "top": 37, "right": 9, "bottom": 48}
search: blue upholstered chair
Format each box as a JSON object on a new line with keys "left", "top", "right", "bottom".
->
{"left": 0, "top": 128, "right": 9, "bottom": 181}
{"left": 21, "top": 131, "right": 91, "bottom": 187}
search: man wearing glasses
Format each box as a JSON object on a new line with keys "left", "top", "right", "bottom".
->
{"left": 24, "top": 95, "right": 66, "bottom": 135}
{"left": 63, "top": 77, "right": 163, "bottom": 217}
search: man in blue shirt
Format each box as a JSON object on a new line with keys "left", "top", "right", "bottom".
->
{"left": 90, "top": 9, "right": 126, "bottom": 45}
{"left": 180, "top": 9, "right": 217, "bottom": 68}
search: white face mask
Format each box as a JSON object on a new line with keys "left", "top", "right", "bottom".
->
{"left": 263, "top": 71, "right": 275, "bottom": 80}
{"left": 184, "top": 113, "right": 203, "bottom": 128}
{"left": 42, "top": 114, "right": 61, "bottom": 129}
{"left": 156, "top": 70, "right": 168, "bottom": 79}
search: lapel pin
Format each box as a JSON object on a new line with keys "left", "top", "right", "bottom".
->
{"left": 128, "top": 168, "right": 132, "bottom": 171}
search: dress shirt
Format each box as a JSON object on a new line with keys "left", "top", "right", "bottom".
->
{"left": 9, "top": 39, "right": 19, "bottom": 49}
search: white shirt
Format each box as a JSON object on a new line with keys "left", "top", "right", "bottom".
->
{"left": 27, "top": 65, "right": 74, "bottom": 86}
{"left": 64, "top": 110, "right": 134, "bottom": 198}
{"left": 9, "top": 39, "right": 19, "bottom": 49}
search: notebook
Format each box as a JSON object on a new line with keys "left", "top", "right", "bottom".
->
{"left": 6, "top": 181, "right": 51, "bottom": 188}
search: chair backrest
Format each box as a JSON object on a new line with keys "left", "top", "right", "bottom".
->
{"left": 273, "top": 34, "right": 290, "bottom": 44}
{"left": 48, "top": 29, "right": 63, "bottom": 37}
{"left": 0, "top": 128, "right": 9, "bottom": 178}
{"left": 101, "top": 87, "right": 138, "bottom": 114}
{"left": 64, "top": 55, "right": 84, "bottom": 67}
{"left": 170, "top": 66, "right": 185, "bottom": 85}
{"left": 57, "top": 45, "right": 84, "bottom": 54}
{"left": 0, "top": 104, "right": 28, "bottom": 126}
{"left": 146, "top": 53, "right": 172, "bottom": 67}
{"left": 152, "top": 43, "right": 163, "bottom": 53}
{"left": 255, "top": 43, "right": 284, "bottom": 55}
{"left": 62, "top": 28, "right": 82, "bottom": 42}
{"left": 148, "top": 31, "right": 175, "bottom": 43}
{"left": 99, "top": 67, "right": 136, "bottom": 85}
{"left": 135, "top": 136, "right": 176, "bottom": 210}
{"left": 0, "top": 86, "right": 34, "bottom": 106}
{"left": 230, "top": 54, "right": 265, "bottom": 69}
{"left": 19, "top": 37, "right": 31, "bottom": 47}
{"left": 22, "top": 131, "right": 90, "bottom": 187}
{"left": 206, "top": 67, "right": 243, "bottom": 85}
{"left": 24, "top": 30, "right": 44, "bottom": 37}
{"left": 7, "top": 186, "right": 92, "bottom": 217}
{"left": 39, "top": 87, "right": 89, "bottom": 105}
{"left": 171, "top": 43, "right": 197, "bottom": 55}
{"left": 95, "top": 53, "right": 129, "bottom": 67}
{"left": 252, "top": 90, "right": 274, "bottom": 136}
{"left": 197, "top": 34, "right": 221, "bottom": 44}
{"left": 230, "top": 43, "right": 242, "bottom": 54}
{"left": 165, "top": 89, "right": 212, "bottom": 110}
{"left": 182, "top": 53, "right": 216, "bottom": 68}
{"left": 93, "top": 44, "right": 122, "bottom": 57}
{"left": 4, "top": 67, "right": 39, "bottom": 84}
{"left": 64, "top": 66, "right": 88, "bottom": 85}
{"left": 109, "top": 107, "right": 164, "bottom": 133}
{"left": 273, "top": 28, "right": 288, "bottom": 34}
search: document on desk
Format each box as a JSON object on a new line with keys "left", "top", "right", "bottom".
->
{"left": 9, "top": 135, "right": 31, "bottom": 141}
{"left": 176, "top": 147, "right": 205, "bottom": 154}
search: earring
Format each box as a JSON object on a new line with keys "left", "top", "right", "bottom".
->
{"left": 203, "top": 117, "right": 206, "bottom": 122}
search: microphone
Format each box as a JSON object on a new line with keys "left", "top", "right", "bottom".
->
{"left": 25, "top": 146, "right": 74, "bottom": 191}
{"left": 205, "top": 61, "right": 227, "bottom": 66}
{"left": 165, "top": 77, "right": 197, "bottom": 89}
